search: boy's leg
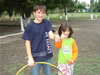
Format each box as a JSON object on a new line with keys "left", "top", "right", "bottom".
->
{"left": 42, "top": 58, "right": 52, "bottom": 75}
{"left": 31, "top": 64, "right": 42, "bottom": 75}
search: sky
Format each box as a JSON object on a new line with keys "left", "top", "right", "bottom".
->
{"left": 78, "top": 0, "right": 90, "bottom": 5}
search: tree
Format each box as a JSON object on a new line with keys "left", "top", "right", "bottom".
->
{"left": 13, "top": 0, "right": 35, "bottom": 31}
{"left": 57, "top": 0, "right": 74, "bottom": 20}
{"left": 4, "top": 0, "right": 16, "bottom": 20}
{"left": 44, "top": 0, "right": 57, "bottom": 20}
{"left": 0, "top": 0, "right": 5, "bottom": 17}
{"left": 74, "top": 2, "right": 86, "bottom": 12}
{"left": 90, "top": 0, "right": 94, "bottom": 13}
{"left": 90, "top": 0, "right": 94, "bottom": 19}
{"left": 14, "top": 0, "right": 34, "bottom": 19}
{"left": 95, "top": 0, "right": 100, "bottom": 12}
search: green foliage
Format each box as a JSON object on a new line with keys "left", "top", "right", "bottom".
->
{"left": 94, "top": 0, "right": 100, "bottom": 12}
{"left": 74, "top": 56, "right": 100, "bottom": 75}
{"left": 0, "top": 0, "right": 5, "bottom": 16}
{"left": 57, "top": 0, "right": 74, "bottom": 9}
{"left": 75, "top": 2, "right": 86, "bottom": 11}
{"left": 67, "top": 2, "right": 87, "bottom": 12}
{"left": 0, "top": 0, "right": 99, "bottom": 18}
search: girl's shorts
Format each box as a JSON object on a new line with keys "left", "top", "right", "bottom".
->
{"left": 58, "top": 63, "right": 74, "bottom": 75}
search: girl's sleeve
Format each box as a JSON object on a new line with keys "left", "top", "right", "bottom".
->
{"left": 55, "top": 40, "right": 62, "bottom": 48}
{"left": 72, "top": 39, "right": 78, "bottom": 62}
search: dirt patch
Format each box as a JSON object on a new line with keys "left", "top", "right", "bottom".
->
{"left": 0, "top": 19, "right": 100, "bottom": 75}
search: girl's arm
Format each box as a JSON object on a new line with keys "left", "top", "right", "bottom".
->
{"left": 55, "top": 34, "right": 62, "bottom": 48}
{"left": 72, "top": 39, "right": 78, "bottom": 62}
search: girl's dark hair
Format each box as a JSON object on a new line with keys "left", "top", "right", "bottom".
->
{"left": 58, "top": 22, "right": 73, "bottom": 38}
{"left": 33, "top": 3, "right": 46, "bottom": 12}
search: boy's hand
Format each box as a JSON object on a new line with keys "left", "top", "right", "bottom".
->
{"left": 28, "top": 58, "right": 35, "bottom": 66}
{"left": 49, "top": 31, "right": 55, "bottom": 40}
{"left": 67, "top": 60, "right": 74, "bottom": 64}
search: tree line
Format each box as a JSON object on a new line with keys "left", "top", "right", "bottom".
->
{"left": 0, "top": 0, "right": 100, "bottom": 18}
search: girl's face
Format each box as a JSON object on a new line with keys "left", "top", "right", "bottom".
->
{"left": 62, "top": 28, "right": 70, "bottom": 38}
{"left": 33, "top": 9, "right": 45, "bottom": 23}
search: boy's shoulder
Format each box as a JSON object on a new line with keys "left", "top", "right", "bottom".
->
{"left": 26, "top": 21, "right": 34, "bottom": 27}
{"left": 25, "top": 21, "right": 34, "bottom": 30}
{"left": 43, "top": 19, "right": 49, "bottom": 22}
{"left": 27, "top": 21, "right": 33, "bottom": 26}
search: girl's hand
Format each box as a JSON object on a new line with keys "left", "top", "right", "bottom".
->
{"left": 28, "top": 58, "right": 35, "bottom": 67}
{"left": 61, "top": 34, "right": 66, "bottom": 39}
{"left": 67, "top": 60, "right": 74, "bottom": 64}
{"left": 55, "top": 34, "right": 61, "bottom": 42}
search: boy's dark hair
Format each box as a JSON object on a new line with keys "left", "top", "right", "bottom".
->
{"left": 33, "top": 3, "right": 46, "bottom": 12}
{"left": 58, "top": 22, "right": 73, "bottom": 38}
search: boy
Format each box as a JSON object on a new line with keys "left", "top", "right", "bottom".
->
{"left": 22, "top": 3, "right": 54, "bottom": 75}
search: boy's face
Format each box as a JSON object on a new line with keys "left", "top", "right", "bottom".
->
{"left": 33, "top": 9, "right": 45, "bottom": 22}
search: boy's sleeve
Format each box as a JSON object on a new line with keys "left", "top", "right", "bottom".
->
{"left": 47, "top": 21, "right": 54, "bottom": 32}
{"left": 72, "top": 39, "right": 78, "bottom": 62}
{"left": 22, "top": 24, "right": 31, "bottom": 41}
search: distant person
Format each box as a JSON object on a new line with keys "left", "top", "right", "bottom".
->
{"left": 55, "top": 22, "right": 78, "bottom": 75}
{"left": 22, "top": 3, "right": 54, "bottom": 75}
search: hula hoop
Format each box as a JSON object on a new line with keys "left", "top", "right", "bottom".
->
{"left": 16, "top": 62, "right": 63, "bottom": 75}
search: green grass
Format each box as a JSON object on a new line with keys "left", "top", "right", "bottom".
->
{"left": 75, "top": 62, "right": 100, "bottom": 75}
{"left": 74, "top": 55, "right": 100, "bottom": 75}
{"left": 45, "top": 13, "right": 100, "bottom": 20}
{"left": 1, "top": 12, "right": 100, "bottom": 21}
{"left": 4, "top": 56, "right": 100, "bottom": 75}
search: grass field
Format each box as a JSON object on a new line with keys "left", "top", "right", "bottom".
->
{"left": 1, "top": 12, "right": 100, "bottom": 21}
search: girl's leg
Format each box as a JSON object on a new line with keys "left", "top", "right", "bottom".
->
{"left": 42, "top": 58, "right": 52, "bottom": 75}
{"left": 58, "top": 64, "right": 74, "bottom": 75}
{"left": 58, "top": 63, "right": 67, "bottom": 75}
{"left": 65, "top": 64, "right": 74, "bottom": 75}
{"left": 31, "top": 64, "right": 42, "bottom": 75}
{"left": 70, "top": 64, "right": 74, "bottom": 75}
{"left": 66, "top": 64, "right": 72, "bottom": 75}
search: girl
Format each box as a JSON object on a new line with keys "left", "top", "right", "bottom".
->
{"left": 55, "top": 22, "right": 78, "bottom": 75}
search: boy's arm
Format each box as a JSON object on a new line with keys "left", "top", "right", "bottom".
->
{"left": 72, "top": 39, "right": 78, "bottom": 62}
{"left": 48, "top": 31, "right": 55, "bottom": 40}
{"left": 25, "top": 40, "right": 35, "bottom": 66}
{"left": 48, "top": 30, "right": 62, "bottom": 48}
